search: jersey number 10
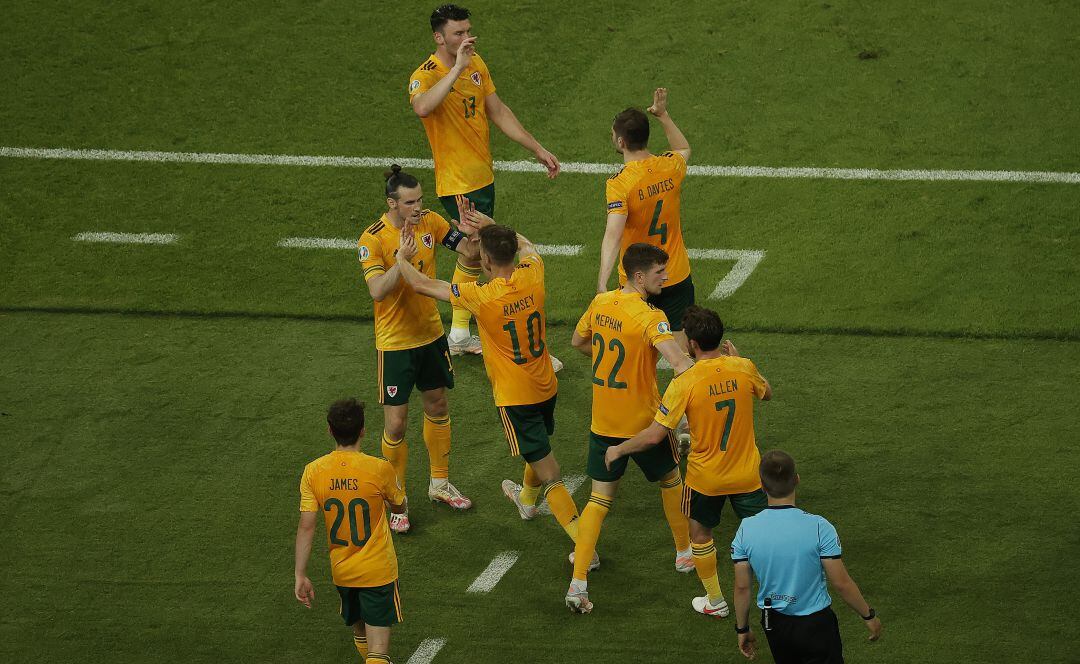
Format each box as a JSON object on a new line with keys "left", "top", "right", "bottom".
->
{"left": 503, "top": 311, "right": 545, "bottom": 365}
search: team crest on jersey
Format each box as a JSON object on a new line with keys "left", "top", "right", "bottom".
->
{"left": 471, "top": 71, "right": 482, "bottom": 87}
{"left": 359, "top": 245, "right": 370, "bottom": 260}
{"left": 421, "top": 233, "right": 433, "bottom": 249}
{"left": 386, "top": 385, "right": 398, "bottom": 398}
{"left": 409, "top": 79, "right": 421, "bottom": 93}
{"left": 658, "top": 321, "right": 671, "bottom": 334}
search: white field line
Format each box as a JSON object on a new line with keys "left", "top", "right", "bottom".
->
{"left": 534, "top": 243, "right": 583, "bottom": 256}
{"left": 278, "top": 237, "right": 355, "bottom": 249}
{"left": 687, "top": 249, "right": 767, "bottom": 300}
{"left": 278, "top": 236, "right": 581, "bottom": 256}
{"left": 4, "top": 146, "right": 1078, "bottom": 184}
{"left": 466, "top": 551, "right": 520, "bottom": 593}
{"left": 72, "top": 231, "right": 177, "bottom": 245}
{"left": 406, "top": 638, "right": 447, "bottom": 664}
{"left": 539, "top": 473, "right": 587, "bottom": 516}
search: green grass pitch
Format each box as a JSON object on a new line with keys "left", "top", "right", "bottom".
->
{"left": 1, "top": 1, "right": 1078, "bottom": 663}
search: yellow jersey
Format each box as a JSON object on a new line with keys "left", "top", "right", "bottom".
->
{"left": 449, "top": 252, "right": 557, "bottom": 406}
{"left": 359, "top": 209, "right": 464, "bottom": 351}
{"left": 409, "top": 53, "right": 497, "bottom": 197}
{"left": 605, "top": 151, "right": 691, "bottom": 286}
{"left": 299, "top": 449, "right": 405, "bottom": 588}
{"left": 575, "top": 290, "right": 675, "bottom": 438}
{"left": 654, "top": 356, "right": 767, "bottom": 495}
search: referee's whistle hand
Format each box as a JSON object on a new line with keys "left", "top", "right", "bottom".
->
{"left": 866, "top": 616, "right": 883, "bottom": 641}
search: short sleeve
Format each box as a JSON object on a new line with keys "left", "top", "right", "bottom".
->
{"left": 299, "top": 466, "right": 318, "bottom": 512}
{"left": 408, "top": 64, "right": 439, "bottom": 101}
{"left": 380, "top": 460, "right": 406, "bottom": 506}
{"left": 665, "top": 150, "right": 688, "bottom": 179}
{"left": 517, "top": 253, "right": 545, "bottom": 282}
{"left": 731, "top": 524, "right": 749, "bottom": 562}
{"left": 359, "top": 233, "right": 386, "bottom": 282}
{"left": 605, "top": 174, "right": 629, "bottom": 215}
{"left": 742, "top": 359, "right": 767, "bottom": 398}
{"left": 643, "top": 310, "right": 675, "bottom": 348}
{"left": 818, "top": 517, "right": 842, "bottom": 559}
{"left": 575, "top": 300, "right": 596, "bottom": 340}
{"left": 655, "top": 374, "right": 690, "bottom": 429}
{"left": 448, "top": 280, "right": 482, "bottom": 313}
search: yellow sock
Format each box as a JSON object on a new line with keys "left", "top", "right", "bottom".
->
{"left": 451, "top": 260, "right": 481, "bottom": 332}
{"left": 543, "top": 480, "right": 581, "bottom": 542}
{"left": 692, "top": 540, "right": 723, "bottom": 604}
{"left": 572, "top": 492, "right": 612, "bottom": 580}
{"left": 423, "top": 414, "right": 451, "bottom": 479}
{"left": 520, "top": 463, "right": 542, "bottom": 506}
{"left": 659, "top": 475, "right": 691, "bottom": 551}
{"left": 366, "top": 654, "right": 391, "bottom": 664}
{"left": 353, "top": 635, "right": 367, "bottom": 661}
{"left": 381, "top": 432, "right": 408, "bottom": 491}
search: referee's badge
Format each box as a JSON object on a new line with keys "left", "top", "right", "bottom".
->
{"left": 422, "top": 233, "right": 433, "bottom": 249}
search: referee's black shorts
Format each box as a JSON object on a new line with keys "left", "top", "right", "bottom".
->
{"left": 761, "top": 606, "right": 844, "bottom": 664}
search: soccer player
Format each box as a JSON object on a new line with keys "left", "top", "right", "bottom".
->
{"left": 394, "top": 208, "right": 584, "bottom": 550}
{"left": 410, "top": 4, "right": 561, "bottom": 356}
{"left": 605, "top": 306, "right": 772, "bottom": 618}
{"left": 358, "top": 165, "right": 475, "bottom": 533}
{"left": 563, "top": 243, "right": 696, "bottom": 614}
{"left": 599, "top": 88, "right": 694, "bottom": 351}
{"left": 294, "top": 399, "right": 406, "bottom": 664}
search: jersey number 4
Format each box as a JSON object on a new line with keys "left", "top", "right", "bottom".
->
{"left": 325, "top": 497, "right": 372, "bottom": 547}
{"left": 649, "top": 199, "right": 667, "bottom": 245}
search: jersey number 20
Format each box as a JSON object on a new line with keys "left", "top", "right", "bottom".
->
{"left": 325, "top": 497, "right": 372, "bottom": 547}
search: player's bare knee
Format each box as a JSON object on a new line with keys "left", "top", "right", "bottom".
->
{"left": 421, "top": 391, "right": 448, "bottom": 418}
{"left": 352, "top": 622, "right": 365, "bottom": 638}
{"left": 689, "top": 521, "right": 712, "bottom": 544}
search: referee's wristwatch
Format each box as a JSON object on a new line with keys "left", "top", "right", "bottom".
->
{"left": 861, "top": 608, "right": 877, "bottom": 621}
{"left": 735, "top": 624, "right": 751, "bottom": 634}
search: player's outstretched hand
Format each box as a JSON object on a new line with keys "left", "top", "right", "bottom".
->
{"left": 721, "top": 340, "right": 740, "bottom": 357}
{"left": 455, "top": 194, "right": 477, "bottom": 233}
{"left": 454, "top": 36, "right": 477, "bottom": 71}
{"left": 398, "top": 229, "right": 418, "bottom": 262}
{"left": 737, "top": 631, "right": 757, "bottom": 659}
{"left": 294, "top": 575, "right": 315, "bottom": 608}
{"left": 647, "top": 87, "right": 668, "bottom": 117}
{"left": 866, "top": 616, "right": 883, "bottom": 641}
{"left": 535, "top": 146, "right": 560, "bottom": 178}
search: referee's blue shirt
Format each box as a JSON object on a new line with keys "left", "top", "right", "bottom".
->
{"left": 730, "top": 505, "right": 842, "bottom": 616}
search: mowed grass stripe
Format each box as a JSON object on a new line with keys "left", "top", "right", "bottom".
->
{"left": 4, "top": 146, "right": 1078, "bottom": 184}
{"left": 1, "top": 305, "right": 1076, "bottom": 343}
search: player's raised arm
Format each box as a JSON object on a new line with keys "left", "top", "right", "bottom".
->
{"left": 485, "top": 92, "right": 560, "bottom": 178}
{"left": 648, "top": 88, "right": 691, "bottom": 163}
{"left": 412, "top": 36, "right": 477, "bottom": 118}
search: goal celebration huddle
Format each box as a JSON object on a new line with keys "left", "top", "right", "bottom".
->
{"left": 293, "top": 5, "right": 883, "bottom": 663}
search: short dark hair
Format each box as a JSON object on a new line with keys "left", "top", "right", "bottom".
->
{"left": 430, "top": 4, "right": 470, "bottom": 32}
{"left": 327, "top": 398, "right": 365, "bottom": 446}
{"left": 612, "top": 108, "right": 650, "bottom": 151}
{"left": 622, "top": 243, "right": 668, "bottom": 279}
{"left": 760, "top": 450, "right": 797, "bottom": 498}
{"left": 682, "top": 305, "right": 724, "bottom": 351}
{"left": 478, "top": 224, "right": 519, "bottom": 266}
{"left": 384, "top": 164, "right": 419, "bottom": 200}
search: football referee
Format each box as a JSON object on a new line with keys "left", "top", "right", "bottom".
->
{"left": 730, "top": 451, "right": 883, "bottom": 662}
